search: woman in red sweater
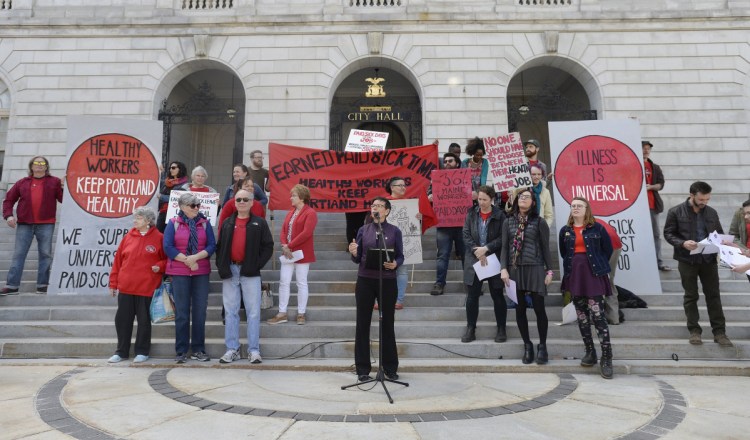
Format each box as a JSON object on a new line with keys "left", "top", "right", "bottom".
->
{"left": 107, "top": 206, "right": 167, "bottom": 363}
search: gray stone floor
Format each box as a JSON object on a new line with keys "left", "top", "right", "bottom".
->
{"left": 1, "top": 359, "right": 750, "bottom": 439}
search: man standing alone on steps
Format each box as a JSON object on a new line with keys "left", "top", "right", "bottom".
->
{"left": 642, "top": 140, "right": 670, "bottom": 271}
{"left": 663, "top": 181, "right": 732, "bottom": 347}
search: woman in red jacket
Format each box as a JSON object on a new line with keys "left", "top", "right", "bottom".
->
{"left": 1, "top": 156, "right": 63, "bottom": 295}
{"left": 268, "top": 184, "right": 318, "bottom": 325}
{"left": 107, "top": 206, "right": 167, "bottom": 363}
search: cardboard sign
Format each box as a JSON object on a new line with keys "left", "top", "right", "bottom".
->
{"left": 49, "top": 116, "right": 162, "bottom": 295}
{"left": 431, "top": 168, "right": 473, "bottom": 227}
{"left": 484, "top": 132, "right": 532, "bottom": 192}
{"left": 550, "top": 119, "right": 662, "bottom": 294}
{"left": 268, "top": 143, "right": 438, "bottom": 212}
{"left": 389, "top": 198, "right": 423, "bottom": 265}
{"left": 345, "top": 129, "right": 389, "bottom": 153}
{"left": 166, "top": 190, "right": 220, "bottom": 226}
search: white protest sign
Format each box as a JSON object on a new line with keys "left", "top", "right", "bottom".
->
{"left": 49, "top": 116, "right": 162, "bottom": 295}
{"left": 345, "top": 129, "right": 389, "bottom": 153}
{"left": 389, "top": 198, "right": 423, "bottom": 265}
{"left": 550, "top": 119, "right": 662, "bottom": 294}
{"left": 166, "top": 190, "right": 220, "bottom": 226}
{"left": 483, "top": 132, "right": 532, "bottom": 193}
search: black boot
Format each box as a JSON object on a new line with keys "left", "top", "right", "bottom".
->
{"left": 461, "top": 326, "right": 476, "bottom": 343}
{"left": 522, "top": 342, "right": 534, "bottom": 364}
{"left": 495, "top": 326, "right": 507, "bottom": 343}
{"left": 580, "top": 338, "right": 597, "bottom": 367}
{"left": 536, "top": 344, "right": 548, "bottom": 365}
{"left": 600, "top": 345, "right": 613, "bottom": 379}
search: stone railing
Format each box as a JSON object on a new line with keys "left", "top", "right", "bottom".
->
{"left": 517, "top": 0, "right": 571, "bottom": 5}
{"left": 349, "top": 0, "right": 402, "bottom": 6}
{"left": 181, "top": 0, "right": 233, "bottom": 9}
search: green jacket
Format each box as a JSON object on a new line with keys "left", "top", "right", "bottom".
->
{"left": 728, "top": 207, "right": 747, "bottom": 251}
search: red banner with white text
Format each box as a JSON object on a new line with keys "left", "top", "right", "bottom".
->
{"left": 268, "top": 143, "right": 439, "bottom": 213}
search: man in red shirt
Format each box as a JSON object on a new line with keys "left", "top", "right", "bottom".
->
{"left": 643, "top": 141, "right": 670, "bottom": 271}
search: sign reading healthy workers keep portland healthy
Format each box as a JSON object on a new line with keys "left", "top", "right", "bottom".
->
{"left": 49, "top": 116, "right": 162, "bottom": 295}
{"left": 484, "top": 132, "right": 532, "bottom": 192}
{"left": 549, "top": 119, "right": 662, "bottom": 294}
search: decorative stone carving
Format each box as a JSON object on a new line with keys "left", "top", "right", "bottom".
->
{"left": 367, "top": 32, "right": 383, "bottom": 55}
{"left": 544, "top": 31, "right": 558, "bottom": 53}
{"left": 194, "top": 34, "right": 210, "bottom": 57}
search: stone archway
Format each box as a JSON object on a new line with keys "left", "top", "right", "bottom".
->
{"left": 0, "top": 78, "right": 11, "bottom": 181}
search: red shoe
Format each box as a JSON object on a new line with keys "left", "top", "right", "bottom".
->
{"left": 395, "top": 303, "right": 404, "bottom": 310}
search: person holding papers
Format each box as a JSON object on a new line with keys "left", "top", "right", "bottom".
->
{"left": 461, "top": 185, "right": 508, "bottom": 344}
{"left": 268, "top": 184, "right": 318, "bottom": 325}
{"left": 664, "top": 181, "right": 732, "bottom": 347}
{"left": 728, "top": 199, "right": 750, "bottom": 282}
{"left": 559, "top": 197, "right": 614, "bottom": 379}
{"left": 500, "top": 188, "right": 553, "bottom": 364}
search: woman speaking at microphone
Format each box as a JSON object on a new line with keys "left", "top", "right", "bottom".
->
{"left": 348, "top": 197, "right": 404, "bottom": 382}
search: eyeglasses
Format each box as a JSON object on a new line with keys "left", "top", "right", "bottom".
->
{"left": 518, "top": 195, "right": 532, "bottom": 200}
{"left": 235, "top": 197, "right": 251, "bottom": 203}
{"left": 188, "top": 203, "right": 201, "bottom": 209}
{"left": 391, "top": 184, "right": 406, "bottom": 188}
{"left": 371, "top": 204, "right": 387, "bottom": 209}
{"left": 32, "top": 161, "right": 47, "bottom": 166}
{"left": 169, "top": 165, "right": 179, "bottom": 169}
{"left": 570, "top": 204, "right": 586, "bottom": 209}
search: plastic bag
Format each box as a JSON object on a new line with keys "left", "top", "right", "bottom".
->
{"left": 261, "top": 283, "right": 273, "bottom": 310}
{"left": 150, "top": 279, "right": 175, "bottom": 324}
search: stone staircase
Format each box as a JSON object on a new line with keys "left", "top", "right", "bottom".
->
{"left": 1, "top": 211, "right": 749, "bottom": 366}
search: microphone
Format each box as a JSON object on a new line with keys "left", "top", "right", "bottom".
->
{"left": 373, "top": 212, "right": 380, "bottom": 220}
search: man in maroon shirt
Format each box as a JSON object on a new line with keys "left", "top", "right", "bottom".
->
{"left": 643, "top": 141, "right": 670, "bottom": 271}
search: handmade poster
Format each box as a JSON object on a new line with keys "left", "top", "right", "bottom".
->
{"left": 166, "top": 190, "right": 220, "bottom": 226}
{"left": 431, "top": 168, "right": 473, "bottom": 227}
{"left": 345, "top": 129, "right": 389, "bottom": 153}
{"left": 484, "top": 132, "right": 532, "bottom": 192}
{"left": 49, "top": 116, "right": 162, "bottom": 295}
{"left": 389, "top": 198, "right": 423, "bottom": 265}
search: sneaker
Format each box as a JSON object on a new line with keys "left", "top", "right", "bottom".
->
{"left": 107, "top": 354, "right": 123, "bottom": 363}
{"left": 395, "top": 302, "right": 404, "bottom": 310}
{"left": 133, "top": 355, "right": 149, "bottom": 363}
{"left": 714, "top": 334, "right": 733, "bottom": 347}
{"left": 297, "top": 314, "right": 306, "bottom": 325}
{"left": 190, "top": 351, "right": 210, "bottom": 362}
{"left": 175, "top": 354, "right": 187, "bottom": 364}
{"left": 249, "top": 352, "right": 262, "bottom": 364}
{"left": 430, "top": 283, "right": 444, "bottom": 296}
{"left": 658, "top": 265, "right": 672, "bottom": 271}
{"left": 220, "top": 349, "right": 241, "bottom": 364}
{"left": 36, "top": 286, "right": 48, "bottom": 294}
{"left": 0, "top": 287, "right": 19, "bottom": 295}
{"left": 689, "top": 330, "right": 702, "bottom": 345}
{"left": 267, "top": 313, "right": 288, "bottom": 325}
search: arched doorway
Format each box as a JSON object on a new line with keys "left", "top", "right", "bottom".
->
{"left": 330, "top": 67, "right": 421, "bottom": 151}
{"left": 158, "top": 69, "right": 245, "bottom": 191}
{"left": 507, "top": 65, "right": 598, "bottom": 167}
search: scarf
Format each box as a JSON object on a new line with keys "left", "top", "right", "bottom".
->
{"left": 165, "top": 176, "right": 187, "bottom": 189}
{"left": 511, "top": 213, "right": 528, "bottom": 268}
{"left": 531, "top": 182, "right": 543, "bottom": 215}
{"left": 178, "top": 211, "right": 204, "bottom": 255}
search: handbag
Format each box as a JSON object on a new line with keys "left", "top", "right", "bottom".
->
{"left": 150, "top": 278, "right": 175, "bottom": 324}
{"left": 261, "top": 282, "right": 273, "bottom": 310}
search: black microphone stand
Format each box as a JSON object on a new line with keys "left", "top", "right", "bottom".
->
{"left": 341, "top": 212, "right": 409, "bottom": 403}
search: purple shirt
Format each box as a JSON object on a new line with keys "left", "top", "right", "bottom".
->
{"left": 352, "top": 222, "right": 404, "bottom": 279}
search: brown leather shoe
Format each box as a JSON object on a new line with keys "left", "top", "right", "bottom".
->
{"left": 689, "top": 331, "right": 702, "bottom": 345}
{"left": 714, "top": 334, "right": 733, "bottom": 347}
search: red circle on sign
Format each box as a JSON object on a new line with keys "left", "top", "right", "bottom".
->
{"left": 66, "top": 133, "right": 159, "bottom": 218}
{"left": 554, "top": 135, "right": 642, "bottom": 217}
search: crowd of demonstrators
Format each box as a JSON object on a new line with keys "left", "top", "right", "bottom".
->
{"left": 500, "top": 188, "right": 553, "bottom": 365}
{"left": 728, "top": 197, "right": 750, "bottom": 281}
{"left": 216, "top": 189, "right": 274, "bottom": 364}
{"left": 430, "top": 152, "right": 465, "bottom": 296}
{"left": 460, "top": 185, "right": 508, "bottom": 344}
{"left": 1, "top": 156, "right": 63, "bottom": 295}
{"left": 157, "top": 161, "right": 188, "bottom": 232}
{"left": 559, "top": 197, "right": 615, "bottom": 379}
{"left": 664, "top": 181, "right": 732, "bottom": 347}
{"left": 268, "top": 184, "right": 318, "bottom": 326}
{"left": 107, "top": 206, "right": 167, "bottom": 364}
{"left": 642, "top": 141, "right": 670, "bottom": 271}
{"left": 221, "top": 163, "right": 268, "bottom": 208}
{"left": 163, "top": 192, "right": 216, "bottom": 363}
{"left": 348, "top": 197, "right": 404, "bottom": 382}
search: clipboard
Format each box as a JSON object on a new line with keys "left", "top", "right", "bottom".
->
{"left": 365, "top": 248, "right": 394, "bottom": 270}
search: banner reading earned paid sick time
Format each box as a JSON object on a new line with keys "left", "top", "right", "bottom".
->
{"left": 268, "top": 143, "right": 438, "bottom": 212}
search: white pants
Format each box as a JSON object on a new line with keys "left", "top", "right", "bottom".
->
{"left": 278, "top": 262, "right": 310, "bottom": 314}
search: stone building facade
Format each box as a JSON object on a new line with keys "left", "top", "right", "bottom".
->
{"left": 0, "top": 0, "right": 748, "bottom": 214}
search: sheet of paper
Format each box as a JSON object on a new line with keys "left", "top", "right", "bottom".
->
{"left": 279, "top": 250, "right": 304, "bottom": 264}
{"left": 556, "top": 302, "right": 577, "bottom": 326}
{"left": 690, "top": 238, "right": 719, "bottom": 255}
{"left": 708, "top": 230, "right": 734, "bottom": 246}
{"left": 505, "top": 279, "right": 517, "bottom": 305}
{"left": 473, "top": 253, "right": 501, "bottom": 281}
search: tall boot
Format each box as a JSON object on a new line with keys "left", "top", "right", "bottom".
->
{"left": 580, "top": 339, "right": 597, "bottom": 367}
{"left": 461, "top": 326, "right": 476, "bottom": 343}
{"left": 522, "top": 342, "right": 534, "bottom": 364}
{"left": 600, "top": 344, "right": 613, "bottom": 379}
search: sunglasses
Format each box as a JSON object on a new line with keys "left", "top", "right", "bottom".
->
{"left": 169, "top": 165, "right": 179, "bottom": 169}
{"left": 188, "top": 203, "right": 201, "bottom": 209}
{"left": 32, "top": 161, "right": 47, "bottom": 166}
{"left": 235, "top": 197, "right": 251, "bottom": 203}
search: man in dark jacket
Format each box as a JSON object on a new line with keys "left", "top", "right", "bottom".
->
{"left": 663, "top": 181, "right": 731, "bottom": 347}
{"left": 216, "top": 189, "right": 274, "bottom": 364}
{"left": 642, "top": 141, "right": 669, "bottom": 271}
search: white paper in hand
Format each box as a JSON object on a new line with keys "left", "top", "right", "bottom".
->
{"left": 505, "top": 279, "right": 518, "bottom": 304}
{"left": 557, "top": 302, "right": 577, "bottom": 326}
{"left": 279, "top": 250, "right": 304, "bottom": 264}
{"left": 472, "top": 254, "right": 501, "bottom": 280}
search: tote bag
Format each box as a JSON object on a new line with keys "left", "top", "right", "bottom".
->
{"left": 150, "top": 279, "right": 175, "bottom": 324}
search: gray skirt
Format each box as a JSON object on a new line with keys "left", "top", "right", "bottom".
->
{"left": 509, "top": 264, "right": 547, "bottom": 296}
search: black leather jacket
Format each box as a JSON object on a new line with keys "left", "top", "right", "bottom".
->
{"left": 663, "top": 199, "right": 723, "bottom": 264}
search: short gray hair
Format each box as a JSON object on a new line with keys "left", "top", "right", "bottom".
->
{"left": 178, "top": 192, "right": 200, "bottom": 208}
{"left": 133, "top": 206, "right": 157, "bottom": 227}
{"left": 191, "top": 166, "right": 208, "bottom": 179}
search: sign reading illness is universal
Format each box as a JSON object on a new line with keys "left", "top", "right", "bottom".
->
{"left": 49, "top": 116, "right": 163, "bottom": 295}
{"left": 549, "top": 119, "right": 662, "bottom": 295}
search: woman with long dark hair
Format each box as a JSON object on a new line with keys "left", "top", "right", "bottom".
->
{"left": 500, "top": 188, "right": 553, "bottom": 364}
{"left": 559, "top": 197, "right": 614, "bottom": 379}
{"left": 157, "top": 161, "right": 187, "bottom": 232}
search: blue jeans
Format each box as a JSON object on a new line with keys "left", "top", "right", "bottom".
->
{"left": 435, "top": 227, "right": 464, "bottom": 285}
{"left": 7, "top": 223, "right": 54, "bottom": 288}
{"left": 171, "top": 274, "right": 210, "bottom": 355}
{"left": 396, "top": 264, "right": 407, "bottom": 304}
{"left": 222, "top": 265, "right": 261, "bottom": 355}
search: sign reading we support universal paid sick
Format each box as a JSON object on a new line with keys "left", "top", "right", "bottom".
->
{"left": 484, "top": 132, "right": 532, "bottom": 192}
{"left": 49, "top": 116, "right": 162, "bottom": 295}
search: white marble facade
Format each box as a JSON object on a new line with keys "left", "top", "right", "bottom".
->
{"left": 0, "top": 0, "right": 748, "bottom": 214}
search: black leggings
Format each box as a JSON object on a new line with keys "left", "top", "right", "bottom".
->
{"left": 573, "top": 295, "right": 610, "bottom": 350}
{"left": 515, "top": 292, "right": 548, "bottom": 345}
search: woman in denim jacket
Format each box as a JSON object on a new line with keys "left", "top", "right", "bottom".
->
{"left": 559, "top": 197, "right": 614, "bottom": 379}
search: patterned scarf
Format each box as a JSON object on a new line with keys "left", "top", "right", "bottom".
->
{"left": 287, "top": 208, "right": 301, "bottom": 242}
{"left": 165, "top": 176, "right": 187, "bottom": 188}
{"left": 178, "top": 211, "right": 204, "bottom": 255}
{"left": 511, "top": 213, "right": 528, "bottom": 268}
